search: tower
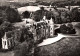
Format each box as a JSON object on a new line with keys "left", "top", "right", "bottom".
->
{"left": 2, "top": 32, "right": 8, "bottom": 49}
{"left": 2, "top": 32, "right": 14, "bottom": 49}
{"left": 49, "top": 17, "right": 54, "bottom": 37}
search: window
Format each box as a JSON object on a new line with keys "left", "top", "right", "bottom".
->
{"left": 5, "top": 41, "right": 6, "bottom": 45}
{"left": 51, "top": 28, "right": 53, "bottom": 30}
{"left": 8, "top": 41, "right": 9, "bottom": 46}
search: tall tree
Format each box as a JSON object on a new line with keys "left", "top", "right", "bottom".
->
{"left": 22, "top": 11, "right": 30, "bottom": 18}
{"left": 0, "top": 21, "right": 14, "bottom": 32}
{"left": 33, "top": 7, "right": 49, "bottom": 22}
{"left": 70, "top": 8, "right": 80, "bottom": 22}
{"left": 5, "top": 7, "right": 22, "bottom": 23}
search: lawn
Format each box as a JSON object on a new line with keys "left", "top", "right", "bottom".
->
{"left": 35, "top": 37, "right": 80, "bottom": 56}
{"left": 0, "top": 51, "right": 14, "bottom": 56}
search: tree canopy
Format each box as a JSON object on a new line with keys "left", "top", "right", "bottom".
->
{"left": 32, "top": 7, "right": 49, "bottom": 22}
{"left": 22, "top": 11, "right": 30, "bottom": 18}
{"left": 5, "top": 7, "right": 22, "bottom": 23}
{"left": 0, "top": 6, "right": 22, "bottom": 24}
{"left": 70, "top": 8, "right": 80, "bottom": 22}
{"left": 0, "top": 21, "right": 14, "bottom": 32}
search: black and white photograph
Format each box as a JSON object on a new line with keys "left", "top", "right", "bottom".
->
{"left": 0, "top": 0, "right": 80, "bottom": 56}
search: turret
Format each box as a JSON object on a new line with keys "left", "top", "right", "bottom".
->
{"left": 2, "top": 32, "right": 14, "bottom": 49}
{"left": 49, "top": 18, "right": 54, "bottom": 37}
{"left": 43, "top": 15, "right": 46, "bottom": 20}
{"left": 3, "top": 32, "right": 7, "bottom": 39}
{"left": 49, "top": 17, "right": 54, "bottom": 25}
{"left": 2, "top": 32, "right": 8, "bottom": 49}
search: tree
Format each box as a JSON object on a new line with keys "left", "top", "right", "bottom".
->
{"left": 66, "top": 23, "right": 76, "bottom": 34}
{"left": 14, "top": 41, "right": 29, "bottom": 56}
{"left": 0, "top": 18, "right": 3, "bottom": 25}
{"left": 0, "top": 6, "right": 22, "bottom": 23}
{"left": 60, "top": 23, "right": 76, "bottom": 34}
{"left": 70, "top": 8, "right": 80, "bottom": 22}
{"left": 22, "top": 11, "right": 30, "bottom": 18}
{"left": 20, "top": 27, "right": 28, "bottom": 42}
{"left": 46, "top": 9, "right": 55, "bottom": 20}
{"left": 0, "top": 21, "right": 14, "bottom": 32}
{"left": 0, "top": 21, "right": 14, "bottom": 36}
{"left": 14, "top": 28, "right": 35, "bottom": 56}
{"left": 5, "top": 6, "right": 22, "bottom": 23}
{"left": 33, "top": 7, "right": 49, "bottom": 22}
{"left": 0, "top": 7, "right": 7, "bottom": 25}
{"left": 60, "top": 24, "right": 67, "bottom": 34}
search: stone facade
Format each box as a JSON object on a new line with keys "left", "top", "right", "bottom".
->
{"left": 25, "top": 16, "right": 54, "bottom": 42}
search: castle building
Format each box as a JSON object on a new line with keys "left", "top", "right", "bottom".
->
{"left": 25, "top": 15, "right": 54, "bottom": 42}
{"left": 34, "top": 21, "right": 47, "bottom": 40}
{"left": 2, "top": 32, "right": 14, "bottom": 49}
{"left": 33, "top": 16, "right": 54, "bottom": 40}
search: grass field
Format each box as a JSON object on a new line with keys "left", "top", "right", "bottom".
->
{"left": 0, "top": 51, "right": 14, "bottom": 56}
{"left": 1, "top": 37, "right": 80, "bottom": 56}
{"left": 35, "top": 37, "right": 80, "bottom": 56}
{"left": 35, "top": 22, "right": 80, "bottom": 56}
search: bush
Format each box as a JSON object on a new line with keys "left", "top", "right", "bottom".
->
{"left": 60, "top": 24, "right": 67, "bottom": 34}
{"left": 60, "top": 24, "right": 76, "bottom": 34}
{"left": 54, "top": 28, "right": 61, "bottom": 35}
{"left": 14, "top": 39, "right": 35, "bottom": 56}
